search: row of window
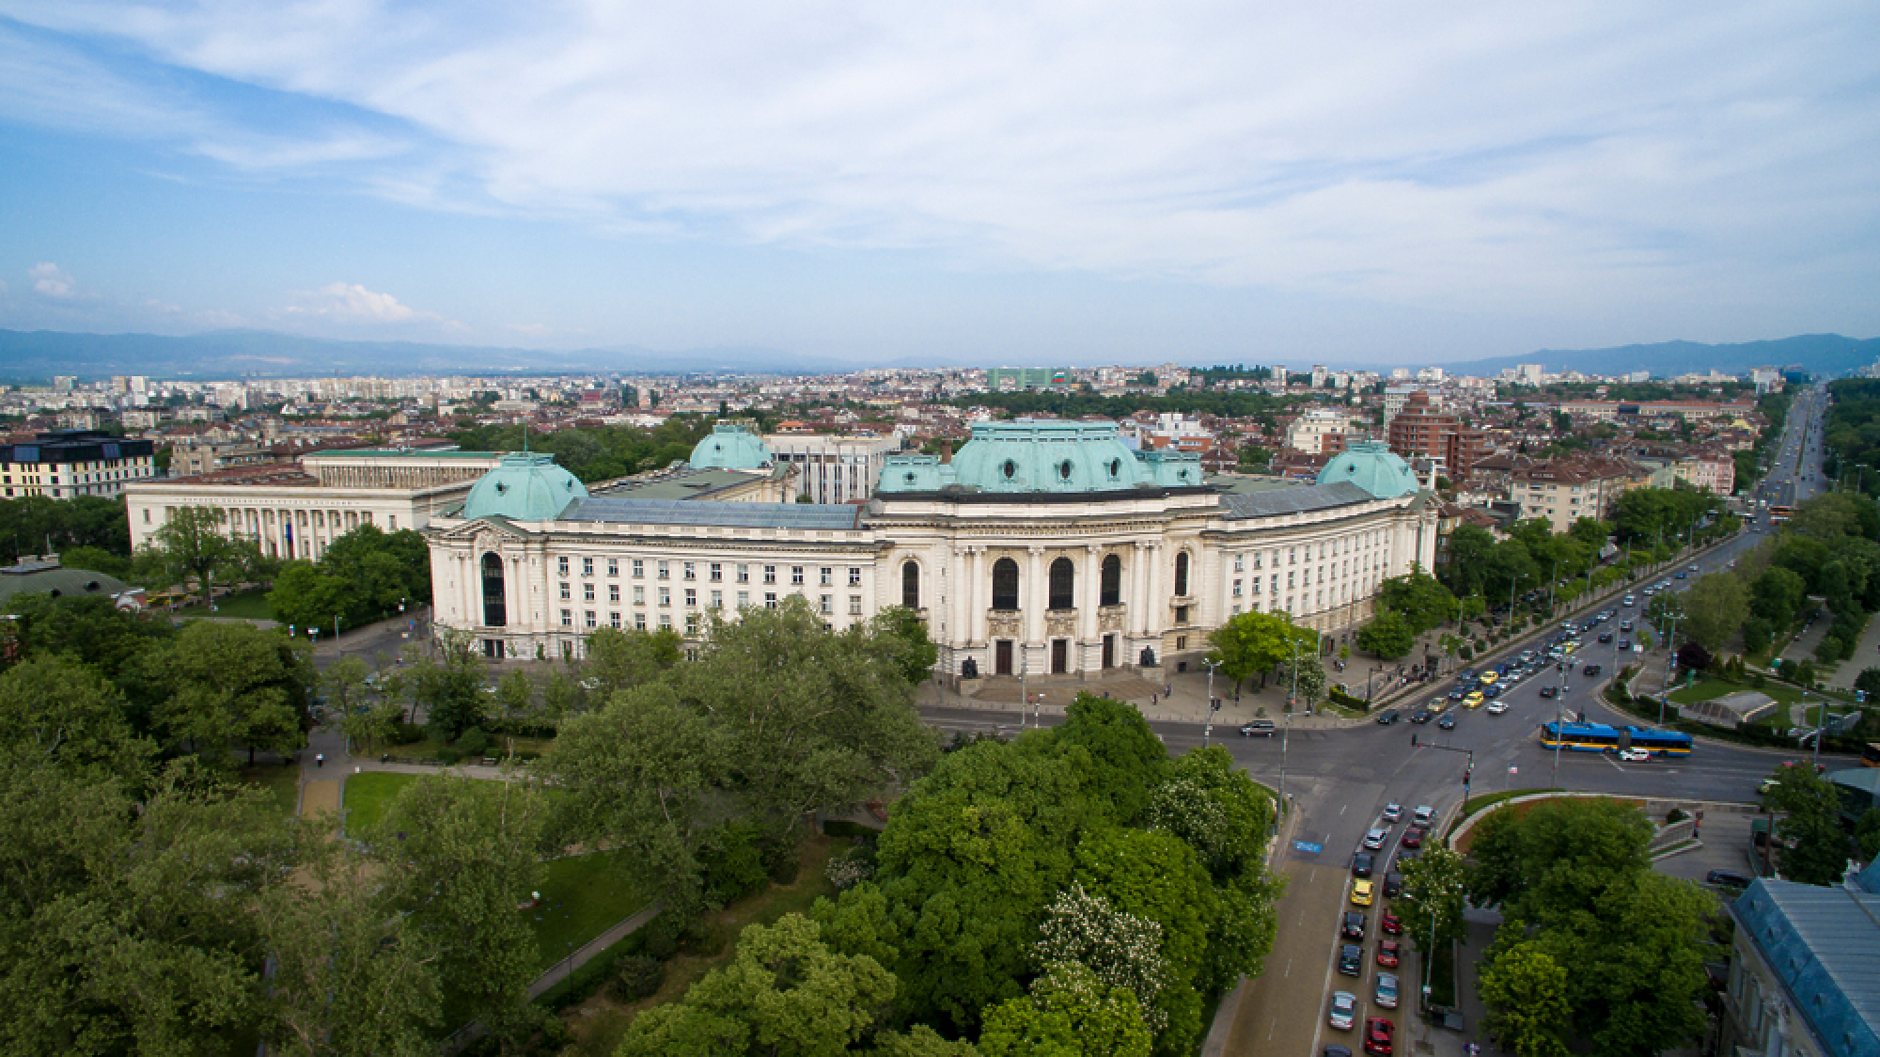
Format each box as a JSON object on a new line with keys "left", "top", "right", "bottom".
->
{"left": 558, "top": 556, "right": 864, "bottom": 587}
{"left": 559, "top": 592, "right": 865, "bottom": 629}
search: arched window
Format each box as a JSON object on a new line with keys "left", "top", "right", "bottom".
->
{"left": 1101, "top": 554, "right": 1122, "bottom": 606}
{"left": 902, "top": 559, "right": 921, "bottom": 610}
{"left": 1174, "top": 551, "right": 1190, "bottom": 597}
{"left": 481, "top": 552, "right": 507, "bottom": 627}
{"left": 1049, "top": 557, "right": 1074, "bottom": 610}
{"left": 992, "top": 558, "right": 1020, "bottom": 611}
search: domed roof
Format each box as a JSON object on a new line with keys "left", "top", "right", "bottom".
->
{"left": 948, "top": 420, "right": 1151, "bottom": 493}
{"left": 1315, "top": 441, "right": 1420, "bottom": 499}
{"left": 689, "top": 424, "right": 773, "bottom": 471}
{"left": 462, "top": 452, "right": 589, "bottom": 521}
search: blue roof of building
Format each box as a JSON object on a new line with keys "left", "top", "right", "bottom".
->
{"left": 1733, "top": 879, "right": 1880, "bottom": 1057}
{"left": 1219, "top": 481, "right": 1376, "bottom": 518}
{"left": 562, "top": 497, "right": 863, "bottom": 531}
{"left": 689, "top": 425, "right": 773, "bottom": 471}
{"left": 462, "top": 453, "right": 589, "bottom": 521}
{"left": 1315, "top": 441, "right": 1421, "bottom": 499}
{"left": 878, "top": 420, "right": 1204, "bottom": 494}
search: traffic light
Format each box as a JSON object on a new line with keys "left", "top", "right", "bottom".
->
{"left": 1463, "top": 767, "right": 1472, "bottom": 791}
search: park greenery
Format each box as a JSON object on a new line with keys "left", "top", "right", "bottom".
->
{"left": 266, "top": 523, "right": 431, "bottom": 634}
{"left": 130, "top": 505, "right": 277, "bottom": 607}
{"left": 0, "top": 494, "right": 132, "bottom": 566}
{"left": 1204, "top": 609, "right": 1321, "bottom": 701}
{"left": 1819, "top": 378, "right": 1880, "bottom": 496}
{"left": 1761, "top": 762, "right": 1867, "bottom": 885}
{"left": 614, "top": 700, "right": 1282, "bottom": 1057}
{"left": 1467, "top": 798, "right": 1717, "bottom": 1057}
{"left": 445, "top": 417, "right": 716, "bottom": 483}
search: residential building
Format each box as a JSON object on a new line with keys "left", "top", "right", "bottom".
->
{"left": 1720, "top": 860, "right": 1880, "bottom": 1057}
{"left": 763, "top": 432, "right": 902, "bottom": 504}
{"left": 1386, "top": 391, "right": 1491, "bottom": 482}
{"left": 1285, "top": 409, "right": 1352, "bottom": 455}
{"left": 0, "top": 429, "right": 157, "bottom": 499}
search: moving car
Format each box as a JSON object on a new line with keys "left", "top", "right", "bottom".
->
{"left": 1410, "top": 710, "right": 1432, "bottom": 724}
{"left": 1329, "top": 991, "right": 1358, "bottom": 1031}
{"left": 1352, "top": 853, "right": 1374, "bottom": 877}
{"left": 1380, "top": 910, "right": 1403, "bottom": 935}
{"left": 1619, "top": 640, "right": 1631, "bottom": 650}
{"left": 1478, "top": 671, "right": 1499, "bottom": 686}
{"left": 1350, "top": 880, "right": 1374, "bottom": 906}
{"left": 1412, "top": 805, "right": 1435, "bottom": 826}
{"left": 1338, "top": 944, "right": 1363, "bottom": 976}
{"left": 1239, "top": 720, "right": 1277, "bottom": 737}
{"left": 1342, "top": 911, "right": 1367, "bottom": 939}
{"left": 1363, "top": 828, "right": 1388, "bottom": 850}
{"left": 1623, "top": 595, "right": 1636, "bottom": 606}
{"left": 1381, "top": 803, "right": 1403, "bottom": 823}
{"left": 1583, "top": 664, "right": 1602, "bottom": 676}
{"left": 1437, "top": 713, "right": 1457, "bottom": 730}
{"left": 1375, "top": 709, "right": 1399, "bottom": 725}
{"left": 1375, "top": 972, "right": 1399, "bottom": 1010}
{"left": 1617, "top": 747, "right": 1651, "bottom": 762}
{"left": 1463, "top": 691, "right": 1484, "bottom": 709}
{"left": 1383, "top": 870, "right": 1403, "bottom": 898}
{"left": 1364, "top": 1016, "right": 1394, "bottom": 1055}
{"left": 1540, "top": 685, "right": 1558, "bottom": 698}
{"left": 1486, "top": 700, "right": 1509, "bottom": 715}
{"left": 1401, "top": 826, "right": 1423, "bottom": 849}
{"left": 1377, "top": 938, "right": 1401, "bottom": 967}
{"left": 1620, "top": 620, "right": 1634, "bottom": 631}
{"left": 1707, "top": 870, "right": 1751, "bottom": 888}
{"left": 1482, "top": 684, "right": 1503, "bottom": 698}
{"left": 1598, "top": 632, "right": 1614, "bottom": 643}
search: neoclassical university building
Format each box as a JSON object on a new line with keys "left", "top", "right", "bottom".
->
{"left": 424, "top": 421, "right": 1438, "bottom": 682}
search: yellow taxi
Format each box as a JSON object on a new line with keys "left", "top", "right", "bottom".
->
{"left": 1350, "top": 879, "right": 1374, "bottom": 906}
{"left": 1478, "top": 671, "right": 1499, "bottom": 686}
{"left": 1464, "top": 691, "right": 1485, "bottom": 709}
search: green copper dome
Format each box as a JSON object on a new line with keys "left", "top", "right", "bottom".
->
{"left": 689, "top": 424, "right": 773, "bottom": 471}
{"left": 877, "top": 420, "right": 1204, "bottom": 494}
{"left": 463, "top": 453, "right": 588, "bottom": 521}
{"left": 1315, "top": 441, "right": 1420, "bottom": 499}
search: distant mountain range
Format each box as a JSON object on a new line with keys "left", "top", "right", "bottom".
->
{"left": 0, "top": 327, "right": 1874, "bottom": 382}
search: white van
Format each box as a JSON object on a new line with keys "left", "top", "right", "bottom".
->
{"left": 1622, "top": 595, "right": 1636, "bottom": 607}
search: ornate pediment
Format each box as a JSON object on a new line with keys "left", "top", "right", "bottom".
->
{"left": 430, "top": 516, "right": 534, "bottom": 546}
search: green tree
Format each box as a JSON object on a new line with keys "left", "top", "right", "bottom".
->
{"left": 1465, "top": 797, "right": 1653, "bottom": 918}
{"left": 1356, "top": 611, "right": 1416, "bottom": 659}
{"left": 1031, "top": 883, "right": 1169, "bottom": 1033}
{"left": 1477, "top": 941, "right": 1571, "bottom": 1057}
{"left": 268, "top": 561, "right": 348, "bottom": 632}
{"left": 1440, "top": 524, "right": 1497, "bottom": 597}
{"left": 320, "top": 655, "right": 371, "bottom": 716}
{"left": 1566, "top": 871, "right": 1714, "bottom": 1056}
{"left": 1681, "top": 573, "right": 1750, "bottom": 650}
{"left": 150, "top": 621, "right": 313, "bottom": 766}
{"left": 1375, "top": 569, "right": 1458, "bottom": 634}
{"left": 1072, "top": 827, "right": 1213, "bottom": 1052}
{"left": 373, "top": 774, "right": 549, "bottom": 1041}
{"left": 0, "top": 590, "right": 176, "bottom": 684}
{"left": 1276, "top": 657, "right": 1325, "bottom": 707}
{"left": 406, "top": 630, "right": 488, "bottom": 742}
{"left": 1395, "top": 846, "right": 1469, "bottom": 957}
{"left": 493, "top": 667, "right": 535, "bottom": 726}
{"left": 0, "top": 654, "right": 153, "bottom": 780}
{"left": 616, "top": 914, "right": 897, "bottom": 1057}
{"left": 977, "top": 961, "right": 1152, "bottom": 1057}
{"left": 1141, "top": 745, "right": 1273, "bottom": 881}
{"left": 583, "top": 625, "right": 682, "bottom": 699}
{"left": 1205, "top": 610, "right": 1318, "bottom": 689}
{"left": 134, "top": 505, "right": 265, "bottom": 608}
{"left": 1765, "top": 763, "right": 1853, "bottom": 885}
{"left": 869, "top": 605, "right": 941, "bottom": 684}
{"left": 1856, "top": 808, "right": 1880, "bottom": 861}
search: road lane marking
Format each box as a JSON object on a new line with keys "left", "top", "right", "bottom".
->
{"left": 1283, "top": 957, "right": 1291, "bottom": 978}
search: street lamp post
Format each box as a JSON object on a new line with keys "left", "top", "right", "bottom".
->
{"left": 1202, "top": 658, "right": 1220, "bottom": 746}
{"left": 1659, "top": 607, "right": 1680, "bottom": 724}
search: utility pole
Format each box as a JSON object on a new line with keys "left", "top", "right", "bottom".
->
{"left": 1203, "top": 658, "right": 1220, "bottom": 747}
{"left": 1659, "top": 607, "right": 1680, "bottom": 724}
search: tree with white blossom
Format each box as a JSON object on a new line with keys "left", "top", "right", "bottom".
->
{"left": 1031, "top": 883, "right": 1169, "bottom": 1033}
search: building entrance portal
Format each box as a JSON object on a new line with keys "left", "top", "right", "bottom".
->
{"left": 1101, "top": 634, "right": 1115, "bottom": 669}
{"left": 1051, "top": 639, "right": 1069, "bottom": 674}
{"left": 995, "top": 639, "right": 1014, "bottom": 676}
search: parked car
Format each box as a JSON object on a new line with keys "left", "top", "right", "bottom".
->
{"left": 1363, "top": 1016, "right": 1394, "bottom": 1055}
{"left": 1382, "top": 870, "right": 1403, "bottom": 898}
{"left": 1706, "top": 870, "right": 1752, "bottom": 888}
{"left": 1338, "top": 944, "right": 1362, "bottom": 976}
{"left": 1374, "top": 972, "right": 1400, "bottom": 1010}
{"left": 1329, "top": 991, "right": 1358, "bottom": 1031}
{"left": 1342, "top": 911, "right": 1367, "bottom": 939}
{"left": 1375, "top": 709, "right": 1399, "bottom": 725}
{"left": 1239, "top": 720, "right": 1277, "bottom": 737}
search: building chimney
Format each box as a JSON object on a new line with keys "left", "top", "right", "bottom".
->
{"left": 939, "top": 439, "right": 953, "bottom": 464}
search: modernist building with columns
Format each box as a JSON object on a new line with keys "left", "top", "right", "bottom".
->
{"left": 426, "top": 422, "right": 1438, "bottom": 678}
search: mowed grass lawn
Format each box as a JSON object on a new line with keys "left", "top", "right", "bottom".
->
{"left": 1667, "top": 676, "right": 1818, "bottom": 727}
{"left": 239, "top": 762, "right": 302, "bottom": 818}
{"left": 342, "top": 771, "right": 418, "bottom": 836}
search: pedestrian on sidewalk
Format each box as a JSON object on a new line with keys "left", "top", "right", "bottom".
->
{"left": 315, "top": 753, "right": 324, "bottom": 768}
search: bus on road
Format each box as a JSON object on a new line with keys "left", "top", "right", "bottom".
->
{"left": 1862, "top": 742, "right": 1880, "bottom": 767}
{"left": 1540, "top": 721, "right": 1694, "bottom": 757}
{"left": 1770, "top": 505, "right": 1793, "bottom": 522}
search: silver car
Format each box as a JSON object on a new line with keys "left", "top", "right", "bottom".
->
{"left": 1375, "top": 972, "right": 1399, "bottom": 1009}
{"left": 1329, "top": 990, "right": 1358, "bottom": 1030}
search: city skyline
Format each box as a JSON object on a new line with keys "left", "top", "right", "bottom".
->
{"left": 1, "top": 2, "right": 1876, "bottom": 364}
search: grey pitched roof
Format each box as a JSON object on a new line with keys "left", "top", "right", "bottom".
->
{"left": 1734, "top": 880, "right": 1880, "bottom": 1056}
{"left": 562, "top": 497, "right": 864, "bottom": 531}
{"left": 0, "top": 560, "right": 137, "bottom": 606}
{"left": 1219, "top": 481, "right": 1377, "bottom": 519}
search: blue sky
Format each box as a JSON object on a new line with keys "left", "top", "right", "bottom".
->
{"left": 1, "top": 1, "right": 1876, "bottom": 367}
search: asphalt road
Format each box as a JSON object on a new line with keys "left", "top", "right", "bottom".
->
{"left": 913, "top": 384, "right": 1838, "bottom": 1056}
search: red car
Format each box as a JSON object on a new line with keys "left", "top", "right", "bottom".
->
{"left": 1380, "top": 911, "right": 1403, "bottom": 935}
{"left": 1376, "top": 939, "right": 1400, "bottom": 967}
{"left": 1401, "top": 827, "right": 1424, "bottom": 849}
{"left": 1363, "top": 1016, "right": 1394, "bottom": 1055}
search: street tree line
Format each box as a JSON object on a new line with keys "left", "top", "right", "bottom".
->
{"left": 444, "top": 417, "right": 715, "bottom": 483}
{"left": 615, "top": 697, "right": 1284, "bottom": 1057}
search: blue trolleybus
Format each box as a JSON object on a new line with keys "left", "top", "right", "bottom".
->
{"left": 1540, "top": 721, "right": 1694, "bottom": 757}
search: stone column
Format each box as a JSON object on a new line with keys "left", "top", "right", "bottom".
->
{"left": 1026, "top": 545, "right": 1046, "bottom": 663}
{"left": 1082, "top": 544, "right": 1102, "bottom": 667}
{"left": 969, "top": 547, "right": 986, "bottom": 647}
{"left": 1144, "top": 542, "right": 1164, "bottom": 637}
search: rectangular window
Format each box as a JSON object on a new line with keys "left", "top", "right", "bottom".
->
{"left": 820, "top": 594, "right": 834, "bottom": 615}
{"left": 608, "top": 559, "right": 619, "bottom": 577}
{"left": 560, "top": 582, "right": 571, "bottom": 600}
{"left": 765, "top": 592, "right": 778, "bottom": 608}
{"left": 560, "top": 609, "right": 572, "bottom": 627}
{"left": 1287, "top": 571, "right": 1295, "bottom": 588}
{"left": 1234, "top": 555, "right": 1244, "bottom": 572}
{"left": 583, "top": 583, "right": 595, "bottom": 602}
{"left": 585, "top": 610, "right": 597, "bottom": 628}
{"left": 684, "top": 562, "right": 695, "bottom": 581}
{"left": 558, "top": 557, "right": 570, "bottom": 576}
{"left": 737, "top": 564, "right": 750, "bottom": 584}
{"left": 582, "top": 557, "right": 594, "bottom": 576}
{"left": 685, "top": 588, "right": 697, "bottom": 608}
{"left": 820, "top": 566, "right": 833, "bottom": 586}
{"left": 849, "top": 595, "right": 863, "bottom": 615}
{"left": 792, "top": 566, "right": 805, "bottom": 586}
{"left": 710, "top": 562, "right": 722, "bottom": 582}
{"left": 632, "top": 559, "right": 644, "bottom": 578}
{"left": 710, "top": 590, "right": 723, "bottom": 609}
{"left": 659, "top": 614, "right": 672, "bottom": 629}
{"left": 658, "top": 587, "right": 670, "bottom": 607}
{"left": 633, "top": 585, "right": 645, "bottom": 605}
{"left": 1233, "top": 578, "right": 1242, "bottom": 597}
{"left": 610, "top": 612, "right": 621, "bottom": 628}
{"left": 738, "top": 591, "right": 750, "bottom": 608}
{"left": 609, "top": 584, "right": 620, "bottom": 603}
{"left": 635, "top": 613, "right": 647, "bottom": 630}
{"left": 686, "top": 613, "right": 700, "bottom": 635}
{"left": 849, "top": 567, "right": 862, "bottom": 586}
{"left": 658, "top": 561, "right": 670, "bottom": 580}
{"left": 1289, "top": 547, "right": 1296, "bottom": 565}
{"left": 764, "top": 565, "right": 778, "bottom": 585}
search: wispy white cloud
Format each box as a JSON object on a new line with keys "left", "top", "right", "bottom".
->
{"left": 29, "top": 262, "right": 81, "bottom": 298}
{"left": 4, "top": 0, "right": 1878, "bottom": 328}
{"left": 278, "top": 281, "right": 458, "bottom": 329}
